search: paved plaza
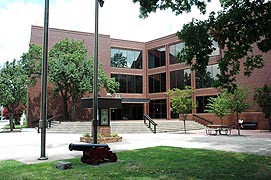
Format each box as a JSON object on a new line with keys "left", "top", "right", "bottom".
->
{"left": 0, "top": 127, "right": 270, "bottom": 164}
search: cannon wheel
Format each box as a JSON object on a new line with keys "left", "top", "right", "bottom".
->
{"left": 91, "top": 157, "right": 99, "bottom": 165}
{"left": 109, "top": 153, "right": 117, "bottom": 162}
{"left": 81, "top": 156, "right": 88, "bottom": 163}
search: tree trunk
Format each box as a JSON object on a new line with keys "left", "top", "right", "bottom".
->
{"left": 63, "top": 97, "right": 69, "bottom": 121}
{"left": 71, "top": 96, "right": 77, "bottom": 121}
{"left": 8, "top": 109, "right": 14, "bottom": 131}
{"left": 183, "top": 114, "right": 187, "bottom": 133}
{"left": 236, "top": 113, "right": 241, "bottom": 135}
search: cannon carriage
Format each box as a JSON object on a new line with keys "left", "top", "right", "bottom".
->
{"left": 69, "top": 143, "right": 117, "bottom": 165}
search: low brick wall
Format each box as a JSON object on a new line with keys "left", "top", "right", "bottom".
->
{"left": 185, "top": 112, "right": 269, "bottom": 130}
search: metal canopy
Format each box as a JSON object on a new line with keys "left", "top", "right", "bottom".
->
{"left": 81, "top": 97, "right": 122, "bottom": 109}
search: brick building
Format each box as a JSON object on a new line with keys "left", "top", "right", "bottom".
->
{"left": 27, "top": 25, "right": 271, "bottom": 129}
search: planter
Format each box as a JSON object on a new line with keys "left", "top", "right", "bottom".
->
{"left": 80, "top": 136, "right": 122, "bottom": 144}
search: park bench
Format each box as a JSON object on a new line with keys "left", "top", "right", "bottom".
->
{"left": 242, "top": 121, "right": 257, "bottom": 130}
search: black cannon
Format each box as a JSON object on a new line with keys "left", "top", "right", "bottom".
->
{"left": 69, "top": 143, "right": 117, "bottom": 165}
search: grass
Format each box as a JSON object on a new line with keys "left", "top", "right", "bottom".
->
{"left": 0, "top": 146, "right": 270, "bottom": 180}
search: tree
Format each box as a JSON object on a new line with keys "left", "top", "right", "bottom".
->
{"left": 167, "top": 86, "right": 195, "bottom": 133}
{"left": 21, "top": 44, "right": 42, "bottom": 77}
{"left": 225, "top": 86, "right": 250, "bottom": 135}
{"left": 0, "top": 60, "right": 29, "bottom": 131}
{"left": 111, "top": 53, "right": 127, "bottom": 68}
{"left": 205, "top": 92, "right": 229, "bottom": 124}
{"left": 133, "top": 0, "right": 271, "bottom": 91}
{"left": 254, "top": 84, "right": 271, "bottom": 131}
{"left": 49, "top": 38, "right": 119, "bottom": 121}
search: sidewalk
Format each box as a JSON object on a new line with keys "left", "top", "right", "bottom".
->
{"left": 0, "top": 128, "right": 270, "bottom": 164}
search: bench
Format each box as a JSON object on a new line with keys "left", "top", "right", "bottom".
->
{"left": 242, "top": 122, "right": 257, "bottom": 130}
{"left": 206, "top": 125, "right": 231, "bottom": 135}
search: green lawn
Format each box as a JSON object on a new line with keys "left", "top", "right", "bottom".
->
{"left": 0, "top": 146, "right": 270, "bottom": 180}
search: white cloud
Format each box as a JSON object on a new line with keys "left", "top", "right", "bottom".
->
{"left": 0, "top": 2, "right": 43, "bottom": 65}
{"left": 0, "top": 0, "right": 221, "bottom": 65}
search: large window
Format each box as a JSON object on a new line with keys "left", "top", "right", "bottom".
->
{"left": 112, "top": 74, "right": 142, "bottom": 93}
{"left": 170, "top": 69, "right": 191, "bottom": 89}
{"left": 169, "top": 42, "right": 185, "bottom": 64}
{"left": 111, "top": 48, "right": 142, "bottom": 69}
{"left": 149, "top": 73, "right": 166, "bottom": 93}
{"left": 196, "top": 64, "right": 220, "bottom": 89}
{"left": 148, "top": 47, "right": 166, "bottom": 69}
{"left": 149, "top": 99, "right": 167, "bottom": 118}
{"left": 196, "top": 95, "right": 217, "bottom": 113}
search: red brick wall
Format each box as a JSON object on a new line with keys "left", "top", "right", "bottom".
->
{"left": 189, "top": 112, "right": 269, "bottom": 130}
{"left": 28, "top": 26, "right": 271, "bottom": 129}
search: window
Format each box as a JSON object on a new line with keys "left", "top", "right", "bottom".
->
{"left": 112, "top": 74, "right": 142, "bottom": 93}
{"left": 196, "top": 95, "right": 217, "bottom": 113}
{"left": 149, "top": 73, "right": 166, "bottom": 93}
{"left": 211, "top": 41, "right": 220, "bottom": 56}
{"left": 169, "top": 42, "right": 185, "bottom": 64}
{"left": 149, "top": 99, "right": 167, "bottom": 118}
{"left": 196, "top": 64, "right": 220, "bottom": 89}
{"left": 170, "top": 69, "right": 191, "bottom": 89}
{"left": 111, "top": 48, "right": 142, "bottom": 69}
{"left": 148, "top": 47, "right": 166, "bottom": 69}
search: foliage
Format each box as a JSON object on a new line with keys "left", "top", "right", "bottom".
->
{"left": 205, "top": 92, "right": 229, "bottom": 124}
{"left": 48, "top": 38, "right": 119, "bottom": 121}
{"left": 1, "top": 146, "right": 271, "bottom": 180}
{"left": 167, "top": 86, "right": 194, "bottom": 132}
{"left": 110, "top": 132, "right": 119, "bottom": 137}
{"left": 134, "top": 0, "right": 271, "bottom": 91}
{"left": 20, "top": 43, "right": 42, "bottom": 81}
{"left": 225, "top": 86, "right": 250, "bottom": 135}
{"left": 254, "top": 84, "right": 271, "bottom": 130}
{"left": 0, "top": 60, "right": 29, "bottom": 131}
{"left": 133, "top": 0, "right": 209, "bottom": 18}
{"left": 111, "top": 52, "right": 127, "bottom": 68}
{"left": 82, "top": 132, "right": 90, "bottom": 137}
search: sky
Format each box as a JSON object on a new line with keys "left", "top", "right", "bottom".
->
{"left": 0, "top": 0, "right": 222, "bottom": 66}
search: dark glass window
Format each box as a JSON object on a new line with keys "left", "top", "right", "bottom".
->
{"left": 149, "top": 99, "right": 166, "bottom": 119}
{"left": 112, "top": 74, "right": 142, "bottom": 93}
{"left": 111, "top": 48, "right": 142, "bottom": 69}
{"left": 169, "top": 42, "right": 185, "bottom": 64}
{"left": 149, "top": 73, "right": 166, "bottom": 93}
{"left": 148, "top": 47, "right": 166, "bottom": 69}
{"left": 170, "top": 69, "right": 191, "bottom": 89}
{"left": 196, "top": 95, "right": 217, "bottom": 113}
{"left": 196, "top": 64, "right": 220, "bottom": 89}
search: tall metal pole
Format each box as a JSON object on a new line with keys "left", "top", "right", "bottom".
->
{"left": 38, "top": 0, "right": 49, "bottom": 160}
{"left": 93, "top": 0, "right": 100, "bottom": 144}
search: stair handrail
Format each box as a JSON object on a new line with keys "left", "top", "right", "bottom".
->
{"left": 143, "top": 114, "right": 157, "bottom": 133}
{"left": 192, "top": 114, "right": 213, "bottom": 124}
{"left": 47, "top": 114, "right": 62, "bottom": 128}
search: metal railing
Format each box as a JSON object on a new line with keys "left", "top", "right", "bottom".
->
{"left": 192, "top": 114, "right": 213, "bottom": 125}
{"left": 143, "top": 114, "right": 158, "bottom": 133}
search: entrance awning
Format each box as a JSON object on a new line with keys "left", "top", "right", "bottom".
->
{"left": 121, "top": 98, "right": 150, "bottom": 104}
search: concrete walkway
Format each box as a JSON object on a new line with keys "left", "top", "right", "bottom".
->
{"left": 0, "top": 128, "right": 270, "bottom": 164}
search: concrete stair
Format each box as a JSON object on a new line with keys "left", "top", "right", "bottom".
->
{"left": 47, "top": 120, "right": 205, "bottom": 134}
{"left": 155, "top": 120, "right": 205, "bottom": 133}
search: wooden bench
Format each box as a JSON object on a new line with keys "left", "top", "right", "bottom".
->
{"left": 242, "top": 122, "right": 257, "bottom": 130}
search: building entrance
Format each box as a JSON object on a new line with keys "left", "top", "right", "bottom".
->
{"left": 111, "top": 104, "right": 143, "bottom": 120}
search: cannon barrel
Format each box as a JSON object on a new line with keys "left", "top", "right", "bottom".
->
{"left": 69, "top": 143, "right": 109, "bottom": 151}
